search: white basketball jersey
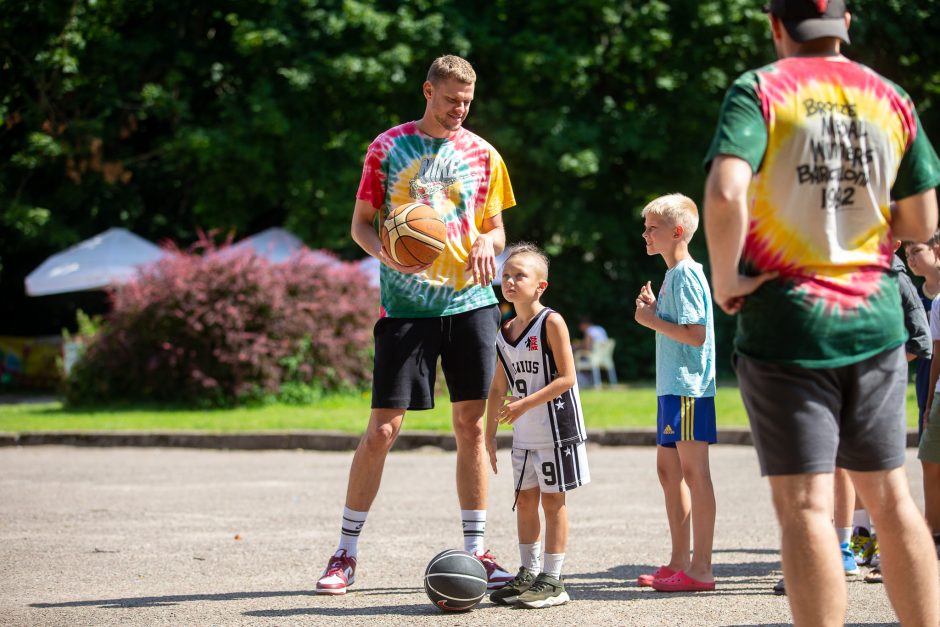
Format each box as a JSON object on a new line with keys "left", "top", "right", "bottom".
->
{"left": 495, "top": 308, "right": 587, "bottom": 450}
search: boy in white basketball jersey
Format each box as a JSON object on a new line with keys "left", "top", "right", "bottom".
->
{"left": 634, "top": 193, "right": 717, "bottom": 592}
{"left": 485, "top": 243, "right": 589, "bottom": 609}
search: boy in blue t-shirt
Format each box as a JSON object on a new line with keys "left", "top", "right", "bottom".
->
{"left": 634, "top": 193, "right": 717, "bottom": 592}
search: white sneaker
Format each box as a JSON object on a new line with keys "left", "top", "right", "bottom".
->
{"left": 315, "top": 549, "right": 357, "bottom": 595}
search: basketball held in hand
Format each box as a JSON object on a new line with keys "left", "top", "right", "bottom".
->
{"left": 381, "top": 202, "right": 446, "bottom": 267}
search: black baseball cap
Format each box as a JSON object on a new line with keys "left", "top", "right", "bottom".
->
{"left": 763, "top": 0, "right": 850, "bottom": 44}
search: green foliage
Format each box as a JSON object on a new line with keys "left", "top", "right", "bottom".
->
{"left": 3, "top": 0, "right": 940, "bottom": 379}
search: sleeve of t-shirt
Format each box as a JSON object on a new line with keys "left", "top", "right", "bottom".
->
{"left": 893, "top": 111, "right": 940, "bottom": 200}
{"left": 355, "top": 142, "right": 387, "bottom": 209}
{"left": 482, "top": 150, "right": 517, "bottom": 219}
{"left": 929, "top": 295, "right": 940, "bottom": 341}
{"left": 674, "top": 267, "right": 708, "bottom": 327}
{"left": 703, "top": 71, "right": 768, "bottom": 174}
{"left": 898, "top": 269, "right": 932, "bottom": 359}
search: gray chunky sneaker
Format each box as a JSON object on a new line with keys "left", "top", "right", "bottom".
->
{"left": 515, "top": 573, "right": 570, "bottom": 608}
{"left": 489, "top": 567, "right": 537, "bottom": 605}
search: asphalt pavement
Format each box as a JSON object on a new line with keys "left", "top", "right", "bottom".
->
{"left": 0, "top": 444, "right": 925, "bottom": 626}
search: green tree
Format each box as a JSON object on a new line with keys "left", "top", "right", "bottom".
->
{"left": 2, "top": 0, "right": 938, "bottom": 381}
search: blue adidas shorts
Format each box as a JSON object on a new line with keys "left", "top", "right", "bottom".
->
{"left": 656, "top": 395, "right": 717, "bottom": 447}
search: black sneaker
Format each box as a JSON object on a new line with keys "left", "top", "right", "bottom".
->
{"left": 772, "top": 577, "right": 785, "bottom": 595}
{"left": 489, "top": 567, "right": 536, "bottom": 605}
{"left": 515, "top": 573, "right": 570, "bottom": 608}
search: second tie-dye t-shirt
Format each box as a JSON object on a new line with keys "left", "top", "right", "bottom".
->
{"left": 705, "top": 56, "right": 940, "bottom": 368}
{"left": 358, "top": 122, "right": 515, "bottom": 318}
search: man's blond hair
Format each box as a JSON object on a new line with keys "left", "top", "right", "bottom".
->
{"left": 641, "top": 193, "right": 699, "bottom": 242}
{"left": 504, "top": 242, "right": 549, "bottom": 280}
{"left": 427, "top": 55, "right": 476, "bottom": 85}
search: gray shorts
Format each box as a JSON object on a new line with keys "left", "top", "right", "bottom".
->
{"left": 734, "top": 346, "right": 907, "bottom": 476}
{"left": 918, "top": 402, "right": 940, "bottom": 464}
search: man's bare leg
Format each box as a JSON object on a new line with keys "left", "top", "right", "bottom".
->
{"left": 769, "top": 472, "right": 845, "bottom": 627}
{"left": 851, "top": 467, "right": 940, "bottom": 626}
{"left": 344, "top": 408, "right": 406, "bottom": 510}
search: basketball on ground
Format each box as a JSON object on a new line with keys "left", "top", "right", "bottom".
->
{"left": 423, "top": 549, "right": 487, "bottom": 612}
{"left": 381, "top": 202, "right": 446, "bottom": 266}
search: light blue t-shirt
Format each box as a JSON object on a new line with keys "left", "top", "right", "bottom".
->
{"left": 655, "top": 259, "right": 716, "bottom": 398}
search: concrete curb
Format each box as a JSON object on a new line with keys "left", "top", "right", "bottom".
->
{"left": 0, "top": 429, "right": 923, "bottom": 450}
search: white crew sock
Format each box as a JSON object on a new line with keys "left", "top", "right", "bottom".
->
{"left": 543, "top": 552, "right": 566, "bottom": 578}
{"left": 519, "top": 542, "right": 541, "bottom": 574}
{"left": 837, "top": 527, "right": 852, "bottom": 545}
{"left": 337, "top": 507, "right": 368, "bottom": 558}
{"left": 462, "top": 509, "right": 486, "bottom": 554}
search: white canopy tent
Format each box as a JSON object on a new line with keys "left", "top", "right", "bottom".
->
{"left": 223, "top": 227, "right": 308, "bottom": 263}
{"left": 25, "top": 227, "right": 167, "bottom": 296}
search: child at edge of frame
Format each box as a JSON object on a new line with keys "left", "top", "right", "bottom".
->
{"left": 634, "top": 193, "right": 718, "bottom": 592}
{"left": 484, "top": 242, "right": 590, "bottom": 609}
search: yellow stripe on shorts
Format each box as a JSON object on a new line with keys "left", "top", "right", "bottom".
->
{"left": 682, "top": 396, "right": 695, "bottom": 441}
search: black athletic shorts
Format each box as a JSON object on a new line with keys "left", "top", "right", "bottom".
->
{"left": 371, "top": 304, "right": 501, "bottom": 410}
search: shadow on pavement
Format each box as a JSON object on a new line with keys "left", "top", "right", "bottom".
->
{"left": 31, "top": 590, "right": 316, "bottom": 609}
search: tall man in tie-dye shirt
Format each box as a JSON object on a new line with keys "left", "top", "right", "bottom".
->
{"left": 316, "top": 55, "right": 516, "bottom": 595}
{"left": 703, "top": 1, "right": 940, "bottom": 625}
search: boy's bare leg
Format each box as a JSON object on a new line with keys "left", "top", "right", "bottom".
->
{"left": 833, "top": 467, "right": 855, "bottom": 530}
{"left": 769, "top": 472, "right": 845, "bottom": 627}
{"left": 541, "top": 492, "right": 568, "bottom": 554}
{"left": 344, "top": 408, "right": 406, "bottom": 510}
{"left": 452, "top": 400, "right": 488, "bottom": 509}
{"left": 922, "top": 461, "right": 940, "bottom": 534}
{"left": 676, "top": 441, "right": 715, "bottom": 582}
{"left": 515, "top": 488, "right": 542, "bottom": 544}
{"left": 850, "top": 467, "right": 940, "bottom": 626}
{"left": 656, "top": 445, "right": 691, "bottom": 571}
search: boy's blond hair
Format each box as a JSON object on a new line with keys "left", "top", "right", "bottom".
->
{"left": 427, "top": 55, "right": 476, "bottom": 85}
{"left": 504, "top": 242, "right": 549, "bottom": 280}
{"left": 641, "top": 193, "right": 699, "bottom": 242}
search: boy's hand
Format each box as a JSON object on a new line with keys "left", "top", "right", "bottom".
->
{"left": 497, "top": 395, "right": 526, "bottom": 424}
{"left": 485, "top": 437, "right": 498, "bottom": 474}
{"left": 635, "top": 281, "right": 657, "bottom": 328}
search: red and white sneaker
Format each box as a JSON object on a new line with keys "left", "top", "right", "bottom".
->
{"left": 474, "top": 549, "right": 513, "bottom": 590}
{"left": 316, "top": 549, "right": 357, "bottom": 595}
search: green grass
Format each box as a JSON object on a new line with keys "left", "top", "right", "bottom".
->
{"left": 0, "top": 382, "right": 921, "bottom": 433}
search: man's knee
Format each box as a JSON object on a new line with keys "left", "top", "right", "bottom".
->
{"left": 361, "top": 420, "right": 400, "bottom": 453}
{"left": 770, "top": 474, "right": 833, "bottom": 525}
{"left": 452, "top": 403, "right": 485, "bottom": 443}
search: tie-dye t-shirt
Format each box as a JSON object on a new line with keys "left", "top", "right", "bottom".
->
{"left": 357, "top": 122, "right": 516, "bottom": 318}
{"left": 705, "top": 56, "right": 940, "bottom": 367}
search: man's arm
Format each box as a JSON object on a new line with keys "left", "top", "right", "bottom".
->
{"left": 466, "top": 212, "right": 505, "bottom": 285}
{"left": 893, "top": 188, "right": 939, "bottom": 244}
{"left": 485, "top": 360, "right": 509, "bottom": 474}
{"left": 703, "top": 155, "right": 777, "bottom": 314}
{"left": 350, "top": 198, "right": 429, "bottom": 274}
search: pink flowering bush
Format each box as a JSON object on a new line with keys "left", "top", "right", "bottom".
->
{"left": 65, "top": 238, "right": 378, "bottom": 407}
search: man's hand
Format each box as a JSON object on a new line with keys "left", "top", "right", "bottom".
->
{"left": 485, "top": 437, "right": 498, "bottom": 474}
{"left": 377, "top": 245, "right": 432, "bottom": 275}
{"left": 635, "top": 281, "right": 658, "bottom": 328}
{"left": 466, "top": 231, "right": 497, "bottom": 285}
{"left": 712, "top": 272, "right": 778, "bottom": 315}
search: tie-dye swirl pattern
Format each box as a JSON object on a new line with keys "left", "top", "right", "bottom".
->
{"left": 707, "top": 57, "right": 940, "bottom": 366}
{"left": 357, "top": 122, "right": 515, "bottom": 318}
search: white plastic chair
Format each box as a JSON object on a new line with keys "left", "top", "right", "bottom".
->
{"left": 574, "top": 339, "right": 617, "bottom": 388}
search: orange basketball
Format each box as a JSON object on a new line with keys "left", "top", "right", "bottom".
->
{"left": 381, "top": 202, "right": 446, "bottom": 266}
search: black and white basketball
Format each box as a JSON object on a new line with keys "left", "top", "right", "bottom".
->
{"left": 423, "top": 549, "right": 488, "bottom": 611}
